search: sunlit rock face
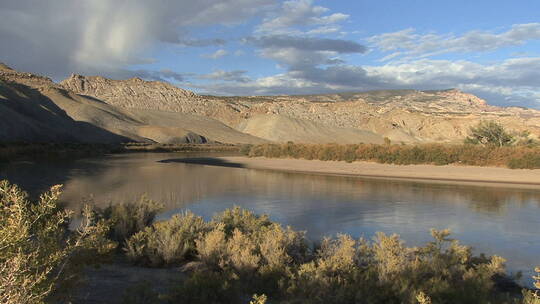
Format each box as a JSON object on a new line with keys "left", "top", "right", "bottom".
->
{"left": 61, "top": 73, "right": 540, "bottom": 144}
{"left": 2, "top": 62, "right": 540, "bottom": 144}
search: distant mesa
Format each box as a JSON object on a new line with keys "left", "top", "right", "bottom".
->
{"left": 1, "top": 63, "right": 539, "bottom": 144}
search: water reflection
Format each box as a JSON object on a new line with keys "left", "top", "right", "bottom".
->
{"left": 1, "top": 152, "right": 539, "bottom": 285}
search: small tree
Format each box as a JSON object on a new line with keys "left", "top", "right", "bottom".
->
{"left": 465, "top": 121, "right": 515, "bottom": 147}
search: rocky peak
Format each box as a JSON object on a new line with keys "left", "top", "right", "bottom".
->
{"left": 0, "top": 64, "right": 57, "bottom": 89}
{"left": 436, "top": 89, "right": 487, "bottom": 107}
{"left": 61, "top": 74, "right": 198, "bottom": 99}
{"left": 59, "top": 74, "right": 210, "bottom": 116}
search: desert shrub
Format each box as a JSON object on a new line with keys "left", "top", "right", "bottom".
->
{"left": 182, "top": 215, "right": 308, "bottom": 302}
{"left": 523, "top": 267, "right": 540, "bottom": 304}
{"left": 196, "top": 225, "right": 261, "bottom": 277}
{"left": 212, "top": 206, "right": 273, "bottom": 236}
{"left": 257, "top": 224, "right": 309, "bottom": 267}
{"left": 118, "top": 206, "right": 527, "bottom": 303}
{"left": 240, "top": 144, "right": 254, "bottom": 155}
{"left": 97, "top": 196, "right": 164, "bottom": 243}
{"left": 246, "top": 142, "right": 540, "bottom": 168}
{"left": 285, "top": 229, "right": 510, "bottom": 304}
{"left": 225, "top": 229, "right": 261, "bottom": 277}
{"left": 195, "top": 222, "right": 308, "bottom": 296}
{"left": 369, "top": 229, "right": 506, "bottom": 303}
{"left": 288, "top": 234, "right": 366, "bottom": 304}
{"left": 508, "top": 153, "right": 540, "bottom": 169}
{"left": 125, "top": 211, "right": 209, "bottom": 267}
{"left": 250, "top": 294, "right": 268, "bottom": 304}
{"left": 0, "top": 180, "right": 114, "bottom": 304}
{"left": 465, "top": 121, "right": 515, "bottom": 147}
{"left": 195, "top": 223, "right": 228, "bottom": 270}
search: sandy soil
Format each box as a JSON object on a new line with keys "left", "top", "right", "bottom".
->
{"left": 215, "top": 157, "right": 540, "bottom": 189}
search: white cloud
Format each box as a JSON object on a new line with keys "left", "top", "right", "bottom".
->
{"left": 368, "top": 23, "right": 540, "bottom": 60}
{"left": 306, "top": 25, "right": 341, "bottom": 35}
{"left": 256, "top": 0, "right": 349, "bottom": 35}
{"left": 0, "top": 0, "right": 274, "bottom": 79}
{"left": 234, "top": 50, "right": 246, "bottom": 56}
{"left": 197, "top": 57, "right": 540, "bottom": 108}
{"left": 203, "top": 49, "right": 229, "bottom": 59}
{"left": 200, "top": 70, "right": 250, "bottom": 82}
{"left": 246, "top": 35, "right": 366, "bottom": 70}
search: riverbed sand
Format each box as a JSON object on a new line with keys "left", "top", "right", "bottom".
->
{"left": 213, "top": 156, "right": 540, "bottom": 188}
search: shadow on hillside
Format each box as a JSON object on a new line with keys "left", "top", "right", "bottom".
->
{"left": 158, "top": 157, "right": 246, "bottom": 168}
{"left": 0, "top": 80, "right": 130, "bottom": 143}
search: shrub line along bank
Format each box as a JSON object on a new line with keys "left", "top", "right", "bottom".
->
{"left": 245, "top": 143, "right": 540, "bottom": 169}
{"left": 0, "top": 142, "right": 241, "bottom": 163}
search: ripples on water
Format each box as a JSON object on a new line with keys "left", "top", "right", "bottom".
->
{"left": 1, "top": 152, "right": 539, "bottom": 285}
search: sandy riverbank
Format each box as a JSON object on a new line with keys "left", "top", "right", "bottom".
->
{"left": 202, "top": 156, "right": 540, "bottom": 189}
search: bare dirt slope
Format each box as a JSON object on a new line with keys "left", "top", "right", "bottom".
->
{"left": 3, "top": 63, "right": 539, "bottom": 145}
{"left": 127, "top": 109, "right": 268, "bottom": 144}
{"left": 237, "top": 114, "right": 383, "bottom": 144}
{"left": 0, "top": 64, "right": 265, "bottom": 144}
{"left": 61, "top": 73, "right": 540, "bottom": 144}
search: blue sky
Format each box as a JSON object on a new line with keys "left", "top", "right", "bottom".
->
{"left": 1, "top": 0, "right": 540, "bottom": 107}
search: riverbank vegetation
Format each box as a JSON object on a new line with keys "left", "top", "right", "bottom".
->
{"left": 246, "top": 142, "right": 540, "bottom": 169}
{"left": 244, "top": 121, "right": 540, "bottom": 169}
{"left": 0, "top": 142, "right": 241, "bottom": 163}
{"left": 1, "top": 181, "right": 539, "bottom": 303}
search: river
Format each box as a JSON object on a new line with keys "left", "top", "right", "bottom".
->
{"left": 2, "top": 152, "right": 539, "bottom": 286}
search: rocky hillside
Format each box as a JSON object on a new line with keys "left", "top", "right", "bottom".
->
{"left": 61, "top": 74, "right": 540, "bottom": 143}
{"left": 2, "top": 62, "right": 539, "bottom": 145}
{"left": 0, "top": 64, "right": 266, "bottom": 144}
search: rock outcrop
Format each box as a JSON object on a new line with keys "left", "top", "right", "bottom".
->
{"left": 60, "top": 73, "right": 540, "bottom": 144}
{"left": 2, "top": 62, "right": 539, "bottom": 145}
{"left": 0, "top": 64, "right": 266, "bottom": 144}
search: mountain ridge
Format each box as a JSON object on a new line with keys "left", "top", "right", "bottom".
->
{"left": 59, "top": 72, "right": 540, "bottom": 143}
{"left": 2, "top": 62, "right": 539, "bottom": 144}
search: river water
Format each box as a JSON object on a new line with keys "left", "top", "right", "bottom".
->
{"left": 2, "top": 152, "right": 539, "bottom": 285}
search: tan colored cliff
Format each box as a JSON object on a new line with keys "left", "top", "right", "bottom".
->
{"left": 0, "top": 64, "right": 266, "bottom": 144}
{"left": 60, "top": 74, "right": 540, "bottom": 144}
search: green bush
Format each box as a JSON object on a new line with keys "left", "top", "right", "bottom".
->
{"left": 465, "top": 121, "right": 515, "bottom": 147}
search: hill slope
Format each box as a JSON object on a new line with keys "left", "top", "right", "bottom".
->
{"left": 238, "top": 114, "right": 384, "bottom": 144}
{"left": 0, "top": 64, "right": 266, "bottom": 144}
{"left": 61, "top": 74, "right": 540, "bottom": 144}
{"left": 2, "top": 63, "right": 539, "bottom": 145}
